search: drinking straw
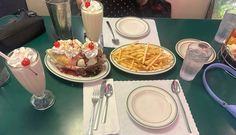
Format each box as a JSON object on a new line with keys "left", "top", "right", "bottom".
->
{"left": 0, "top": 51, "right": 9, "bottom": 61}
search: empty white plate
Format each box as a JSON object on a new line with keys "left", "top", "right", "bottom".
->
{"left": 126, "top": 86, "right": 178, "bottom": 129}
{"left": 115, "top": 17, "right": 150, "bottom": 38}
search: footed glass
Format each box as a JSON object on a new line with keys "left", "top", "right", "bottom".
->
{"left": 7, "top": 48, "right": 55, "bottom": 110}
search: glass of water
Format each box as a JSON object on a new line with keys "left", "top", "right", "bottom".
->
{"left": 214, "top": 9, "right": 236, "bottom": 44}
{"left": 180, "top": 42, "right": 212, "bottom": 81}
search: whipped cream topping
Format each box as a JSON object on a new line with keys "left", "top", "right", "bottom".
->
{"left": 82, "top": 1, "right": 102, "bottom": 13}
{"left": 7, "top": 47, "right": 37, "bottom": 68}
{"left": 50, "top": 39, "right": 82, "bottom": 58}
{"left": 82, "top": 41, "right": 99, "bottom": 58}
{"left": 47, "top": 39, "right": 102, "bottom": 68}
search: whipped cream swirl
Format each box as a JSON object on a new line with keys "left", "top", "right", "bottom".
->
{"left": 50, "top": 39, "right": 82, "bottom": 58}
{"left": 82, "top": 1, "right": 103, "bottom": 13}
{"left": 7, "top": 47, "right": 37, "bottom": 67}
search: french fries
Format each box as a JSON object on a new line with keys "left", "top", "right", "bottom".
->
{"left": 111, "top": 43, "right": 174, "bottom": 72}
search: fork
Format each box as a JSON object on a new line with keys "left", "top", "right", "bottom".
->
{"left": 88, "top": 89, "right": 100, "bottom": 135}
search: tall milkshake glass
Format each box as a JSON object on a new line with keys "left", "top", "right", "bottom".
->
{"left": 81, "top": 1, "right": 103, "bottom": 42}
{"left": 6, "top": 47, "right": 55, "bottom": 110}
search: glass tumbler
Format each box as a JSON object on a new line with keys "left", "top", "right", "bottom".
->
{"left": 180, "top": 42, "right": 212, "bottom": 81}
{"left": 214, "top": 9, "right": 236, "bottom": 44}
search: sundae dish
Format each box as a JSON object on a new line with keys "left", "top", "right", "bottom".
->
{"left": 46, "top": 39, "right": 106, "bottom": 77}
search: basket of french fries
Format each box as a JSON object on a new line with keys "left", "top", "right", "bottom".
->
{"left": 219, "top": 28, "right": 236, "bottom": 70}
{"left": 110, "top": 43, "right": 176, "bottom": 75}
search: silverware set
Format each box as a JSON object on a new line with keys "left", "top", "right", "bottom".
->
{"left": 88, "top": 80, "right": 113, "bottom": 134}
{"left": 88, "top": 80, "right": 192, "bottom": 134}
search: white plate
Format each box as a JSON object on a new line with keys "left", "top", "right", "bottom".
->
{"left": 126, "top": 86, "right": 178, "bottom": 129}
{"left": 175, "top": 38, "right": 216, "bottom": 64}
{"left": 44, "top": 55, "right": 110, "bottom": 83}
{"left": 115, "top": 17, "right": 150, "bottom": 38}
{"left": 110, "top": 44, "right": 176, "bottom": 75}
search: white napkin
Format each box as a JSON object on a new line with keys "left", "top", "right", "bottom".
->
{"left": 83, "top": 79, "right": 120, "bottom": 135}
{"left": 103, "top": 17, "right": 160, "bottom": 48}
{"left": 114, "top": 80, "right": 199, "bottom": 135}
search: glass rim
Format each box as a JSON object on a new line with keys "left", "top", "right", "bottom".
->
{"left": 187, "top": 41, "right": 213, "bottom": 57}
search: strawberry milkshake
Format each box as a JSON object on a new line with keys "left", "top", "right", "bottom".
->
{"left": 7, "top": 47, "right": 55, "bottom": 110}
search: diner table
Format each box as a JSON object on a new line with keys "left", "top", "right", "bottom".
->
{"left": 0, "top": 16, "right": 236, "bottom": 135}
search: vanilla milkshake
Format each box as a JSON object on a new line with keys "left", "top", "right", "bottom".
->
{"left": 7, "top": 47, "right": 54, "bottom": 110}
{"left": 81, "top": 1, "right": 103, "bottom": 42}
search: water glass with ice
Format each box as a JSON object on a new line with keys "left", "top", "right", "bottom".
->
{"left": 180, "top": 42, "right": 212, "bottom": 81}
{"left": 214, "top": 9, "right": 236, "bottom": 44}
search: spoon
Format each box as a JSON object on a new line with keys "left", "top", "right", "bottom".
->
{"left": 171, "top": 80, "right": 192, "bottom": 133}
{"left": 106, "top": 21, "right": 120, "bottom": 45}
{"left": 102, "top": 83, "right": 113, "bottom": 123}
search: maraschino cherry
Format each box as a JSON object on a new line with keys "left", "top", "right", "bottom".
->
{"left": 53, "top": 41, "right": 60, "bottom": 48}
{"left": 21, "top": 58, "right": 31, "bottom": 66}
{"left": 87, "top": 42, "right": 94, "bottom": 50}
{"left": 85, "top": 1, "right": 90, "bottom": 8}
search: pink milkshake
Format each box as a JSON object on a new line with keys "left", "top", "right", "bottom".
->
{"left": 7, "top": 47, "right": 55, "bottom": 110}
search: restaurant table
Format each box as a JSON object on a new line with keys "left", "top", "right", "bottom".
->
{"left": 0, "top": 16, "right": 236, "bottom": 135}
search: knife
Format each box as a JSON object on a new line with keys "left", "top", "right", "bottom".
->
{"left": 93, "top": 79, "right": 106, "bottom": 130}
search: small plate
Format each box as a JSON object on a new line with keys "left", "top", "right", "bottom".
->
{"left": 126, "top": 86, "right": 178, "bottom": 129}
{"left": 175, "top": 38, "right": 216, "bottom": 64}
{"left": 110, "top": 43, "right": 176, "bottom": 75}
{"left": 44, "top": 55, "right": 110, "bottom": 83}
{"left": 115, "top": 17, "right": 150, "bottom": 38}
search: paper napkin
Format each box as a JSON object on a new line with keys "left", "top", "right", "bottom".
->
{"left": 114, "top": 80, "right": 199, "bottom": 135}
{"left": 102, "top": 17, "right": 160, "bottom": 48}
{"left": 83, "top": 79, "right": 120, "bottom": 135}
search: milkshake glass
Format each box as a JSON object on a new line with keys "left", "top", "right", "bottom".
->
{"left": 6, "top": 47, "right": 55, "bottom": 110}
{"left": 81, "top": 1, "right": 103, "bottom": 42}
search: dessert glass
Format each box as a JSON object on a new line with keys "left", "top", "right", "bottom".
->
{"left": 6, "top": 48, "right": 55, "bottom": 110}
{"left": 81, "top": 1, "right": 103, "bottom": 42}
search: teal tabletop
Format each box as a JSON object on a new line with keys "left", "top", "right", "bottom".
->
{"left": 0, "top": 16, "right": 236, "bottom": 135}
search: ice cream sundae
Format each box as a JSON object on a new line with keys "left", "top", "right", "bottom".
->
{"left": 46, "top": 39, "right": 106, "bottom": 77}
